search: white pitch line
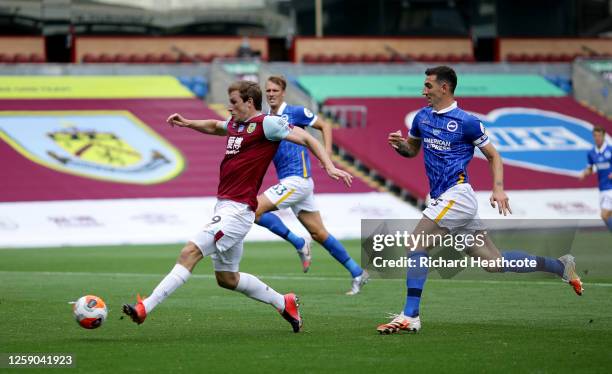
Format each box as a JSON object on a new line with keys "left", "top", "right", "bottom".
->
{"left": 0, "top": 270, "right": 611, "bottom": 288}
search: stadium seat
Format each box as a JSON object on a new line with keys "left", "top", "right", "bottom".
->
{"left": 144, "top": 53, "right": 161, "bottom": 63}
{"left": 359, "top": 54, "right": 375, "bottom": 63}
{"left": 302, "top": 53, "right": 317, "bottom": 63}
{"left": 128, "top": 54, "right": 146, "bottom": 63}
{"left": 373, "top": 54, "right": 390, "bottom": 63}
{"left": 114, "top": 53, "right": 130, "bottom": 63}
{"left": 460, "top": 54, "right": 475, "bottom": 62}
{"left": 160, "top": 53, "right": 177, "bottom": 63}
{"left": 29, "top": 53, "right": 45, "bottom": 63}
{"left": 319, "top": 54, "right": 334, "bottom": 64}
{"left": 81, "top": 53, "right": 97, "bottom": 63}
{"left": 13, "top": 53, "right": 28, "bottom": 63}
{"left": 98, "top": 53, "right": 114, "bottom": 63}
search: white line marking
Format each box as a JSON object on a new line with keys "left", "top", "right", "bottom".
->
{"left": 0, "top": 270, "right": 610, "bottom": 287}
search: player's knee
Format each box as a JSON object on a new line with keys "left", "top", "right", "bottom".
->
{"left": 215, "top": 272, "right": 239, "bottom": 289}
{"left": 309, "top": 228, "right": 328, "bottom": 243}
{"left": 177, "top": 243, "right": 202, "bottom": 269}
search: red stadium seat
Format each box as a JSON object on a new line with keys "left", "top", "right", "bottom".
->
{"left": 98, "top": 53, "right": 114, "bottom": 63}
{"left": 460, "top": 53, "right": 475, "bottom": 62}
{"left": 114, "top": 53, "right": 129, "bottom": 63}
{"left": 29, "top": 53, "right": 45, "bottom": 63}
{"left": 178, "top": 54, "right": 194, "bottom": 63}
{"left": 82, "top": 53, "right": 98, "bottom": 63}
{"left": 13, "top": 53, "right": 28, "bottom": 63}
{"left": 302, "top": 53, "right": 316, "bottom": 63}
{"left": 319, "top": 54, "right": 334, "bottom": 64}
{"left": 144, "top": 53, "right": 161, "bottom": 63}
{"left": 128, "top": 54, "right": 146, "bottom": 63}
{"left": 359, "top": 54, "right": 375, "bottom": 63}
{"left": 373, "top": 54, "right": 390, "bottom": 63}
{"left": 160, "top": 53, "right": 177, "bottom": 63}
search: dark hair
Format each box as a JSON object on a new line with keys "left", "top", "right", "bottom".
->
{"left": 593, "top": 126, "right": 606, "bottom": 135}
{"left": 425, "top": 66, "right": 457, "bottom": 93}
{"left": 227, "top": 80, "right": 262, "bottom": 110}
{"left": 267, "top": 75, "right": 287, "bottom": 91}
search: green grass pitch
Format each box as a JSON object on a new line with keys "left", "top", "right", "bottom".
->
{"left": 1, "top": 238, "right": 611, "bottom": 373}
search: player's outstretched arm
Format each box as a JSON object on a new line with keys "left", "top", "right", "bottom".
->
{"left": 311, "top": 117, "right": 333, "bottom": 159}
{"left": 388, "top": 130, "right": 421, "bottom": 158}
{"left": 578, "top": 166, "right": 594, "bottom": 180}
{"left": 480, "top": 143, "right": 512, "bottom": 216}
{"left": 286, "top": 126, "right": 352, "bottom": 187}
{"left": 166, "top": 113, "right": 227, "bottom": 136}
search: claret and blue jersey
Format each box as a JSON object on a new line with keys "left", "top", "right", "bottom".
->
{"left": 268, "top": 102, "right": 318, "bottom": 179}
{"left": 587, "top": 143, "right": 612, "bottom": 191}
{"left": 408, "top": 101, "right": 489, "bottom": 199}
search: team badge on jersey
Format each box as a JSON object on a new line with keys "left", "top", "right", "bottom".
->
{"left": 446, "top": 121, "right": 458, "bottom": 132}
{"left": 247, "top": 123, "right": 257, "bottom": 133}
{"left": 0, "top": 111, "right": 184, "bottom": 184}
{"left": 304, "top": 108, "right": 314, "bottom": 118}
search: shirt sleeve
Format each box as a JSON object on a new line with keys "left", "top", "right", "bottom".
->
{"left": 408, "top": 113, "right": 421, "bottom": 139}
{"left": 292, "top": 106, "right": 318, "bottom": 127}
{"left": 464, "top": 117, "right": 490, "bottom": 148}
{"left": 586, "top": 151, "right": 594, "bottom": 167}
{"left": 263, "top": 115, "right": 292, "bottom": 141}
{"left": 221, "top": 117, "right": 231, "bottom": 131}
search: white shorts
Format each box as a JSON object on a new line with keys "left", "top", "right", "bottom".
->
{"left": 423, "top": 184, "right": 487, "bottom": 234}
{"left": 600, "top": 189, "right": 612, "bottom": 211}
{"left": 263, "top": 176, "right": 318, "bottom": 214}
{"left": 190, "top": 199, "right": 254, "bottom": 272}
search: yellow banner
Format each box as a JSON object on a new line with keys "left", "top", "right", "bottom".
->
{"left": 0, "top": 76, "right": 194, "bottom": 99}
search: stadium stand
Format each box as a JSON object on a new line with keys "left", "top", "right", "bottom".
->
{"left": 498, "top": 38, "right": 612, "bottom": 62}
{"left": 74, "top": 36, "right": 269, "bottom": 63}
{"left": 0, "top": 76, "right": 373, "bottom": 203}
{"left": 293, "top": 37, "right": 474, "bottom": 64}
{"left": 0, "top": 36, "right": 46, "bottom": 63}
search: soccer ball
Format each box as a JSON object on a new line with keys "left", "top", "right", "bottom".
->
{"left": 72, "top": 295, "right": 108, "bottom": 329}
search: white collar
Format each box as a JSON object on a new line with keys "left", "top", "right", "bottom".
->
{"left": 268, "top": 102, "right": 287, "bottom": 115}
{"left": 596, "top": 142, "right": 608, "bottom": 153}
{"left": 432, "top": 101, "right": 457, "bottom": 114}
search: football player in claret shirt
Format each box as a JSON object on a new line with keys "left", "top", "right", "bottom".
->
{"left": 580, "top": 126, "right": 612, "bottom": 231}
{"left": 122, "top": 80, "right": 352, "bottom": 333}
{"left": 254, "top": 75, "right": 369, "bottom": 295}
{"left": 377, "top": 66, "right": 583, "bottom": 334}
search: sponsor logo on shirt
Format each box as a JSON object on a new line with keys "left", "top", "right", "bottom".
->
{"left": 226, "top": 136, "right": 244, "bottom": 155}
{"left": 424, "top": 137, "right": 451, "bottom": 151}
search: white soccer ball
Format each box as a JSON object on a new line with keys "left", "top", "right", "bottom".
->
{"left": 72, "top": 295, "right": 108, "bottom": 329}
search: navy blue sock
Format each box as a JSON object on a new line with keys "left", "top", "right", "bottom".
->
{"left": 256, "top": 212, "right": 305, "bottom": 250}
{"left": 322, "top": 235, "right": 363, "bottom": 278}
{"left": 501, "top": 251, "right": 563, "bottom": 277}
{"left": 403, "top": 252, "right": 428, "bottom": 318}
{"left": 606, "top": 217, "right": 612, "bottom": 232}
